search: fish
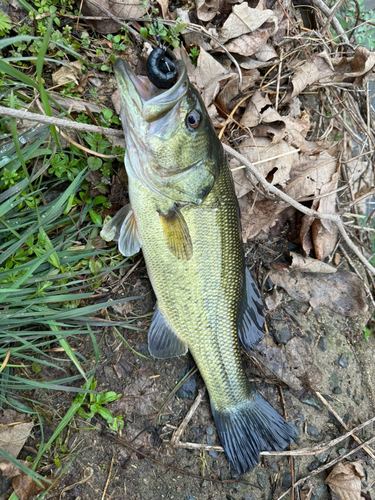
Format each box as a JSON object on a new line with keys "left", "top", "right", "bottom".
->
{"left": 101, "top": 54, "right": 295, "bottom": 474}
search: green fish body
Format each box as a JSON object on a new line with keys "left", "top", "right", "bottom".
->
{"left": 101, "top": 57, "right": 295, "bottom": 474}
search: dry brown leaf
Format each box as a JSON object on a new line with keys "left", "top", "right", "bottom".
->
{"left": 196, "top": 0, "right": 221, "bottom": 21}
{"left": 253, "top": 43, "right": 278, "bottom": 62}
{"left": 217, "top": 3, "right": 276, "bottom": 44}
{"left": 269, "top": 269, "right": 368, "bottom": 316}
{"left": 326, "top": 461, "right": 364, "bottom": 500}
{"left": 12, "top": 472, "right": 47, "bottom": 500}
{"left": 216, "top": 71, "right": 259, "bottom": 114}
{"left": 285, "top": 151, "right": 337, "bottom": 200}
{"left": 289, "top": 252, "right": 337, "bottom": 273}
{"left": 311, "top": 172, "right": 339, "bottom": 260}
{"left": 155, "top": 0, "right": 169, "bottom": 18}
{"left": 81, "top": 0, "right": 146, "bottom": 34}
{"left": 52, "top": 63, "right": 81, "bottom": 87}
{"left": 223, "top": 26, "right": 276, "bottom": 57}
{"left": 289, "top": 53, "right": 334, "bottom": 100}
{"left": 265, "top": 287, "right": 284, "bottom": 310}
{"left": 231, "top": 136, "right": 299, "bottom": 189}
{"left": 239, "top": 195, "right": 288, "bottom": 240}
{"left": 0, "top": 421, "right": 34, "bottom": 462}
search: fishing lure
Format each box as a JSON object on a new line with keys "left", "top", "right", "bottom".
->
{"left": 146, "top": 21, "right": 177, "bottom": 89}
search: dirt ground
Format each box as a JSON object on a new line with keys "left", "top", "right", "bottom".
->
{"left": 3, "top": 236, "right": 375, "bottom": 500}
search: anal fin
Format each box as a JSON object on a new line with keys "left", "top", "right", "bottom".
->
{"left": 157, "top": 204, "right": 193, "bottom": 261}
{"left": 148, "top": 306, "right": 188, "bottom": 359}
{"left": 100, "top": 204, "right": 141, "bottom": 257}
{"left": 238, "top": 267, "right": 265, "bottom": 351}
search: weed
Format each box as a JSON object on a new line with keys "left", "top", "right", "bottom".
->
{"left": 146, "top": 19, "right": 187, "bottom": 48}
{"left": 77, "top": 380, "right": 124, "bottom": 431}
{"left": 188, "top": 46, "right": 200, "bottom": 67}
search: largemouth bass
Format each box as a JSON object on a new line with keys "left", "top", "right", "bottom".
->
{"left": 102, "top": 55, "right": 295, "bottom": 474}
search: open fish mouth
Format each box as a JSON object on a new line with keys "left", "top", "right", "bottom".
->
{"left": 113, "top": 58, "right": 188, "bottom": 123}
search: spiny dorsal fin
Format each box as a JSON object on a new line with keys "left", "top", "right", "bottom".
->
{"left": 148, "top": 306, "right": 188, "bottom": 359}
{"left": 100, "top": 204, "right": 142, "bottom": 257}
{"left": 157, "top": 204, "right": 193, "bottom": 261}
{"left": 238, "top": 267, "right": 265, "bottom": 351}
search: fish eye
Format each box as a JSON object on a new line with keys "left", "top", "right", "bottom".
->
{"left": 186, "top": 110, "right": 201, "bottom": 130}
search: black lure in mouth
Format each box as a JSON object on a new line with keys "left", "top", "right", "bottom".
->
{"left": 146, "top": 46, "right": 177, "bottom": 90}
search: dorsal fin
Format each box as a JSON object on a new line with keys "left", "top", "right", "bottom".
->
{"left": 100, "top": 204, "right": 142, "bottom": 257}
{"left": 238, "top": 267, "right": 265, "bottom": 351}
{"left": 157, "top": 204, "right": 193, "bottom": 261}
{"left": 148, "top": 306, "right": 188, "bottom": 359}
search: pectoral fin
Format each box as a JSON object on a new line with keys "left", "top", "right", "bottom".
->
{"left": 157, "top": 204, "right": 193, "bottom": 261}
{"left": 148, "top": 306, "right": 188, "bottom": 359}
{"left": 100, "top": 204, "right": 141, "bottom": 257}
{"left": 238, "top": 267, "right": 265, "bottom": 351}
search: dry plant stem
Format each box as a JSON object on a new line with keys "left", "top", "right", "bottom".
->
{"left": 223, "top": 144, "right": 375, "bottom": 275}
{"left": 275, "top": 435, "right": 375, "bottom": 500}
{"left": 321, "top": 0, "right": 345, "bottom": 32}
{"left": 311, "top": 0, "right": 350, "bottom": 45}
{"left": 0, "top": 106, "right": 123, "bottom": 137}
{"left": 170, "top": 388, "right": 206, "bottom": 445}
{"left": 314, "top": 391, "right": 375, "bottom": 460}
{"left": 101, "top": 455, "right": 114, "bottom": 500}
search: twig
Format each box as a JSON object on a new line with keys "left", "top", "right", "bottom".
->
{"left": 0, "top": 106, "right": 123, "bottom": 137}
{"left": 112, "top": 259, "right": 142, "bottom": 294}
{"left": 311, "top": 0, "right": 351, "bottom": 46}
{"left": 223, "top": 144, "right": 375, "bottom": 275}
{"left": 101, "top": 455, "right": 114, "bottom": 500}
{"left": 321, "top": 0, "right": 346, "bottom": 32}
{"left": 275, "top": 435, "right": 375, "bottom": 500}
{"left": 170, "top": 388, "right": 206, "bottom": 445}
{"left": 105, "top": 433, "right": 259, "bottom": 487}
{"left": 314, "top": 391, "right": 375, "bottom": 461}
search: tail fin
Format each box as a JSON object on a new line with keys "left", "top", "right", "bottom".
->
{"left": 211, "top": 391, "right": 295, "bottom": 474}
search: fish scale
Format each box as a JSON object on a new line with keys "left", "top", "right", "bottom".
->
{"left": 129, "top": 163, "right": 249, "bottom": 409}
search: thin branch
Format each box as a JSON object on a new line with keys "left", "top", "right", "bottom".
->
{"left": 223, "top": 144, "right": 375, "bottom": 275}
{"left": 0, "top": 106, "right": 123, "bottom": 137}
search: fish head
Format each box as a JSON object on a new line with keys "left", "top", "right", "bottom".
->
{"left": 114, "top": 58, "right": 224, "bottom": 204}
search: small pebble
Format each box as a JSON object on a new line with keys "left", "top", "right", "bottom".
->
{"left": 244, "top": 494, "right": 255, "bottom": 500}
{"left": 308, "top": 461, "right": 320, "bottom": 471}
{"left": 206, "top": 426, "right": 214, "bottom": 436}
{"left": 185, "top": 495, "right": 197, "bottom": 500}
{"left": 282, "top": 473, "right": 292, "bottom": 488}
{"left": 190, "top": 427, "right": 198, "bottom": 434}
{"left": 177, "top": 367, "right": 197, "bottom": 399}
{"left": 317, "top": 337, "right": 328, "bottom": 352}
{"left": 315, "top": 485, "right": 328, "bottom": 498}
{"left": 338, "top": 355, "right": 348, "bottom": 368}
{"left": 139, "top": 343, "right": 149, "bottom": 356}
{"left": 270, "top": 462, "right": 279, "bottom": 473}
{"left": 275, "top": 327, "right": 292, "bottom": 344}
{"left": 333, "top": 386, "right": 342, "bottom": 394}
{"left": 208, "top": 450, "right": 218, "bottom": 459}
{"left": 307, "top": 424, "right": 319, "bottom": 437}
{"left": 316, "top": 449, "right": 330, "bottom": 463}
{"left": 346, "top": 387, "right": 351, "bottom": 396}
{"left": 338, "top": 447, "right": 347, "bottom": 455}
{"left": 256, "top": 469, "right": 269, "bottom": 489}
{"left": 207, "top": 436, "right": 213, "bottom": 445}
{"left": 289, "top": 421, "right": 301, "bottom": 436}
{"left": 301, "top": 397, "right": 321, "bottom": 410}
